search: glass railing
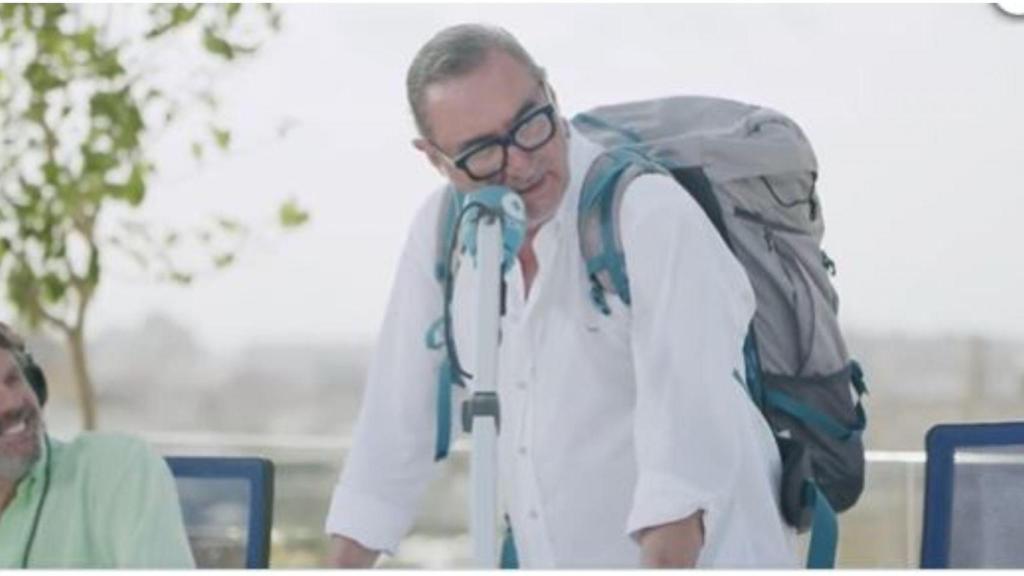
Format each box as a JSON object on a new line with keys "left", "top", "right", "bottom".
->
{"left": 147, "top": 432, "right": 927, "bottom": 568}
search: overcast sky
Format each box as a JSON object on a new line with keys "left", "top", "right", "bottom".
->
{"left": 69, "top": 4, "right": 1023, "bottom": 353}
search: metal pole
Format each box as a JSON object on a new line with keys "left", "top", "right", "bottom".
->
{"left": 469, "top": 215, "right": 502, "bottom": 567}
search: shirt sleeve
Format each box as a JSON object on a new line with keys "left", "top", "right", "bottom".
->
{"left": 618, "top": 173, "right": 758, "bottom": 543}
{"left": 324, "top": 190, "right": 449, "bottom": 555}
{"left": 90, "top": 435, "right": 195, "bottom": 568}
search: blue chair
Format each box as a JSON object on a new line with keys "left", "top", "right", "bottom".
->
{"left": 921, "top": 422, "right": 1024, "bottom": 568}
{"left": 165, "top": 457, "right": 275, "bottom": 569}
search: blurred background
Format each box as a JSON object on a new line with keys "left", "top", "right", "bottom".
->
{"left": 2, "top": 3, "right": 1023, "bottom": 568}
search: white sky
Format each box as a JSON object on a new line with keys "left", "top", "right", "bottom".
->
{"left": 81, "top": 4, "right": 1023, "bottom": 353}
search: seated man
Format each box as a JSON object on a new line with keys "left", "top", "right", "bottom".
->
{"left": 0, "top": 322, "right": 194, "bottom": 568}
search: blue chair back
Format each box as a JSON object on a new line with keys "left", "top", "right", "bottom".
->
{"left": 921, "top": 422, "right": 1024, "bottom": 568}
{"left": 165, "top": 456, "right": 274, "bottom": 569}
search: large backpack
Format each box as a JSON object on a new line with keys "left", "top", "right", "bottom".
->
{"left": 426, "top": 96, "right": 868, "bottom": 568}
{"left": 572, "top": 95, "right": 867, "bottom": 567}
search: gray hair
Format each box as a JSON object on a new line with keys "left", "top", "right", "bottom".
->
{"left": 0, "top": 322, "right": 25, "bottom": 354}
{"left": 406, "top": 24, "right": 546, "bottom": 138}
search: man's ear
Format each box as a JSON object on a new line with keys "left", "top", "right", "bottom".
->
{"left": 547, "top": 82, "right": 559, "bottom": 106}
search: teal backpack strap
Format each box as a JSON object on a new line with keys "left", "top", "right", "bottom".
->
{"left": 500, "top": 516, "right": 519, "bottom": 569}
{"left": 424, "top": 317, "right": 446, "bottom": 350}
{"left": 578, "top": 148, "right": 662, "bottom": 313}
{"left": 764, "top": 389, "right": 866, "bottom": 442}
{"left": 763, "top": 363, "right": 868, "bottom": 442}
{"left": 429, "top": 187, "right": 464, "bottom": 461}
{"left": 804, "top": 481, "right": 838, "bottom": 568}
{"left": 434, "top": 186, "right": 460, "bottom": 283}
{"left": 433, "top": 357, "right": 455, "bottom": 461}
{"left": 741, "top": 329, "right": 765, "bottom": 409}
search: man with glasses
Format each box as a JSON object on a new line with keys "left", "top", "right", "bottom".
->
{"left": 325, "top": 24, "right": 795, "bottom": 568}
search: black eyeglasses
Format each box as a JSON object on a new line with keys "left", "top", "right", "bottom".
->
{"left": 439, "top": 102, "right": 558, "bottom": 181}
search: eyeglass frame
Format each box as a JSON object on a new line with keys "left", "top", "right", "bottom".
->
{"left": 428, "top": 83, "right": 560, "bottom": 182}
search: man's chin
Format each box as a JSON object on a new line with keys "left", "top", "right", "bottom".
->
{"left": 0, "top": 428, "right": 43, "bottom": 482}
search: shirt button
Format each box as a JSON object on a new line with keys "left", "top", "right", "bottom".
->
{"left": 516, "top": 380, "right": 527, "bottom": 390}
{"left": 518, "top": 446, "right": 528, "bottom": 456}
{"left": 528, "top": 509, "right": 539, "bottom": 520}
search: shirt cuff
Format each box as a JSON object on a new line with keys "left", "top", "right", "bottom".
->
{"left": 324, "top": 483, "right": 417, "bottom": 556}
{"left": 626, "top": 470, "right": 723, "bottom": 548}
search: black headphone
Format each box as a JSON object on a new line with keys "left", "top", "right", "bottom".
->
{"left": 1, "top": 324, "right": 48, "bottom": 407}
{"left": 16, "top": 350, "right": 48, "bottom": 407}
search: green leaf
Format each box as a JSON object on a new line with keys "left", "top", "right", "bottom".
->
{"left": 106, "top": 164, "right": 147, "bottom": 205}
{"left": 191, "top": 141, "right": 204, "bottom": 160}
{"left": 278, "top": 199, "right": 309, "bottom": 229}
{"left": 145, "top": 4, "right": 201, "bottom": 38}
{"left": 24, "top": 61, "right": 64, "bottom": 92}
{"left": 82, "top": 148, "right": 118, "bottom": 174}
{"left": 216, "top": 217, "right": 242, "bottom": 233}
{"left": 41, "top": 161, "right": 61, "bottom": 186}
{"left": 212, "top": 252, "right": 235, "bottom": 269}
{"left": 41, "top": 273, "right": 66, "bottom": 303}
{"left": 26, "top": 98, "right": 46, "bottom": 122}
{"left": 172, "top": 4, "right": 201, "bottom": 26}
{"left": 168, "top": 271, "right": 193, "bottom": 285}
{"left": 91, "top": 48, "right": 125, "bottom": 79}
{"left": 266, "top": 6, "right": 283, "bottom": 32}
{"left": 72, "top": 27, "right": 97, "bottom": 52}
{"left": 202, "top": 27, "right": 235, "bottom": 60}
{"left": 211, "top": 127, "right": 230, "bottom": 150}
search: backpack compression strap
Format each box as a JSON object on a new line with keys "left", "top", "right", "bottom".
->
{"left": 762, "top": 362, "right": 868, "bottom": 443}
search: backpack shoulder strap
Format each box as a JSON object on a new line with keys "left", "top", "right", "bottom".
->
{"left": 428, "top": 186, "right": 462, "bottom": 461}
{"left": 577, "top": 147, "right": 666, "bottom": 314}
{"left": 433, "top": 186, "right": 460, "bottom": 285}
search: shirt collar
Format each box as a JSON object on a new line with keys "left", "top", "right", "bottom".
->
{"left": 17, "top": 433, "right": 50, "bottom": 497}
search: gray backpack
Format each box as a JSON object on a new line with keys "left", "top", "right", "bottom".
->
{"left": 572, "top": 96, "right": 867, "bottom": 568}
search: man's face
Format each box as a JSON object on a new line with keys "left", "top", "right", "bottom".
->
{"left": 416, "top": 50, "right": 570, "bottom": 235}
{"left": 0, "top": 349, "right": 43, "bottom": 481}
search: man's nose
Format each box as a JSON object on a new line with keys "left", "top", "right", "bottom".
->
{"left": 0, "top": 382, "right": 29, "bottom": 413}
{"left": 0, "top": 387, "right": 23, "bottom": 415}
{"left": 503, "top": 145, "right": 533, "bottom": 182}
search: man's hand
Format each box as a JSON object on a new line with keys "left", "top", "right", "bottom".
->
{"left": 326, "top": 534, "right": 381, "bottom": 568}
{"left": 637, "top": 511, "right": 705, "bottom": 568}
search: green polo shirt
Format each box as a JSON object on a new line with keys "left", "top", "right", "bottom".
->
{"left": 0, "top": 432, "right": 194, "bottom": 568}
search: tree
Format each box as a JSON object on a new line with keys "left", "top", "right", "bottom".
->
{"left": 0, "top": 4, "right": 306, "bottom": 429}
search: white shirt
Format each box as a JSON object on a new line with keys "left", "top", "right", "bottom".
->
{"left": 325, "top": 126, "right": 798, "bottom": 568}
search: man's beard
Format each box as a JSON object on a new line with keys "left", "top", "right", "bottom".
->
{"left": 0, "top": 406, "right": 43, "bottom": 482}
